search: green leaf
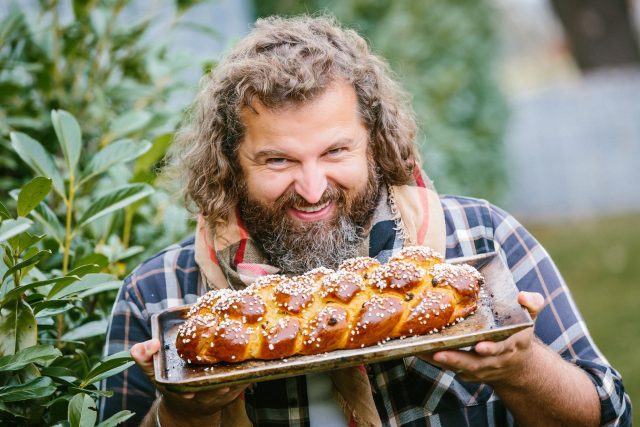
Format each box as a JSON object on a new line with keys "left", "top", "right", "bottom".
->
{"left": 0, "top": 345, "right": 61, "bottom": 371}
{"left": 9, "top": 132, "right": 65, "bottom": 198}
{"left": 7, "top": 231, "right": 45, "bottom": 255}
{"left": 72, "top": 0, "right": 90, "bottom": 21}
{"left": 41, "top": 366, "right": 79, "bottom": 386}
{"left": 0, "top": 376, "right": 56, "bottom": 402}
{"left": 48, "top": 273, "right": 115, "bottom": 300}
{"left": 107, "top": 110, "right": 153, "bottom": 142}
{"left": 69, "top": 386, "right": 114, "bottom": 399}
{"left": 133, "top": 133, "right": 173, "bottom": 182}
{"left": 76, "top": 184, "right": 153, "bottom": 228}
{"left": 61, "top": 319, "right": 108, "bottom": 342}
{"left": 3, "top": 276, "right": 78, "bottom": 304}
{"left": 68, "top": 393, "right": 97, "bottom": 427}
{"left": 17, "top": 176, "right": 52, "bottom": 217}
{"left": 2, "top": 249, "right": 51, "bottom": 285}
{"left": 0, "top": 218, "right": 32, "bottom": 242}
{"left": 80, "top": 351, "right": 134, "bottom": 388}
{"left": 30, "top": 201, "right": 65, "bottom": 246}
{"left": 73, "top": 253, "right": 109, "bottom": 271}
{"left": 52, "top": 110, "right": 82, "bottom": 176}
{"left": 175, "top": 0, "right": 208, "bottom": 14}
{"left": 0, "top": 201, "right": 10, "bottom": 220}
{"left": 0, "top": 298, "right": 37, "bottom": 356}
{"left": 96, "top": 410, "right": 134, "bottom": 427}
{"left": 79, "top": 138, "right": 152, "bottom": 186}
{"left": 77, "top": 279, "right": 122, "bottom": 299}
{"left": 34, "top": 300, "right": 76, "bottom": 318}
{"left": 68, "top": 263, "right": 102, "bottom": 277}
{"left": 112, "top": 245, "right": 144, "bottom": 262}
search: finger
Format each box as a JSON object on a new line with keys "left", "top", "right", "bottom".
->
{"left": 431, "top": 350, "right": 479, "bottom": 371}
{"left": 474, "top": 340, "right": 506, "bottom": 356}
{"left": 518, "top": 291, "right": 545, "bottom": 320}
{"left": 130, "top": 339, "right": 161, "bottom": 378}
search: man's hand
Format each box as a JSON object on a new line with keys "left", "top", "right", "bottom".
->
{"left": 420, "top": 291, "right": 545, "bottom": 385}
{"left": 130, "top": 338, "right": 248, "bottom": 426}
{"left": 421, "top": 291, "right": 600, "bottom": 426}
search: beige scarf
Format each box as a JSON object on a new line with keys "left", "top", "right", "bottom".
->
{"left": 194, "top": 167, "right": 445, "bottom": 426}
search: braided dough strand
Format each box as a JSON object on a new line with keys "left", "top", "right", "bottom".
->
{"left": 176, "top": 246, "right": 483, "bottom": 364}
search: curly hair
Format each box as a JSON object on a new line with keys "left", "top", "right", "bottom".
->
{"left": 166, "top": 15, "right": 419, "bottom": 228}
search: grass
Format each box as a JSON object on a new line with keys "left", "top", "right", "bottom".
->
{"left": 526, "top": 215, "right": 639, "bottom": 424}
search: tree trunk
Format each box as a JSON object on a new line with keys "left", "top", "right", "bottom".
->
{"left": 550, "top": 0, "right": 640, "bottom": 71}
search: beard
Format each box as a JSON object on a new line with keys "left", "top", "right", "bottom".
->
{"left": 238, "top": 161, "right": 381, "bottom": 275}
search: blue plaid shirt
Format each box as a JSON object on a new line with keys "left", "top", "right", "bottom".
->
{"left": 100, "top": 195, "right": 632, "bottom": 426}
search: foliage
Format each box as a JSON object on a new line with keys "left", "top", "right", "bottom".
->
{"left": 0, "top": 1, "right": 211, "bottom": 424}
{"left": 253, "top": 0, "right": 509, "bottom": 201}
{"left": 0, "top": 111, "right": 147, "bottom": 425}
{"left": 0, "top": 0, "right": 197, "bottom": 267}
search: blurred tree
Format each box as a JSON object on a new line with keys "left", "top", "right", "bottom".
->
{"left": 551, "top": 0, "right": 640, "bottom": 71}
{"left": 252, "top": 0, "right": 509, "bottom": 202}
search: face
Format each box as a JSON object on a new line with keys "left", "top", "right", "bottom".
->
{"left": 237, "top": 83, "right": 380, "bottom": 273}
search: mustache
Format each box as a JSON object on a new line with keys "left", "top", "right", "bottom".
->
{"left": 275, "top": 185, "right": 343, "bottom": 210}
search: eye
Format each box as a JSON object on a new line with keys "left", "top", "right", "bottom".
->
{"left": 326, "top": 147, "right": 346, "bottom": 157}
{"left": 265, "top": 157, "right": 290, "bottom": 168}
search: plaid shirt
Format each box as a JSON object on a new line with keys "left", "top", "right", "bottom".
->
{"left": 100, "top": 195, "right": 632, "bottom": 426}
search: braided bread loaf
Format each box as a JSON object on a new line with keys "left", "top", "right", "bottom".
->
{"left": 176, "top": 246, "right": 483, "bottom": 364}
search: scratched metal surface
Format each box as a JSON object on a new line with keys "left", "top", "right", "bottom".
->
{"left": 152, "top": 252, "right": 532, "bottom": 391}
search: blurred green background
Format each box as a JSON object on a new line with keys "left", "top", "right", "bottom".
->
{"left": 528, "top": 216, "right": 639, "bottom": 422}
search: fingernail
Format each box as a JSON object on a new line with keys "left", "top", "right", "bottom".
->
{"left": 145, "top": 341, "right": 154, "bottom": 352}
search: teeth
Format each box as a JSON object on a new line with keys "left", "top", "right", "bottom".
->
{"left": 295, "top": 201, "right": 330, "bottom": 213}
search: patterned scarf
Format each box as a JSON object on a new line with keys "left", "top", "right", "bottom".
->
{"left": 194, "top": 166, "right": 445, "bottom": 426}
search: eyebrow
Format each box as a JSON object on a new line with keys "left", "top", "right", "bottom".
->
{"left": 251, "top": 149, "right": 289, "bottom": 163}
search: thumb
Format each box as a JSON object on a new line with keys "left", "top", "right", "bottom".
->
{"left": 130, "top": 338, "right": 161, "bottom": 378}
{"left": 517, "top": 291, "right": 545, "bottom": 320}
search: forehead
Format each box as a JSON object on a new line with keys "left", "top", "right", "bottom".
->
{"left": 239, "top": 83, "right": 364, "bottom": 142}
{"left": 240, "top": 83, "right": 367, "bottom": 154}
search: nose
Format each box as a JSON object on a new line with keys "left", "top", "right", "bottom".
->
{"left": 293, "top": 162, "right": 327, "bottom": 204}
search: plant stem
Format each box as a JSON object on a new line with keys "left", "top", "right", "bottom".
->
{"left": 62, "top": 176, "right": 75, "bottom": 275}
{"left": 12, "top": 252, "right": 20, "bottom": 290}
{"left": 122, "top": 206, "right": 133, "bottom": 248}
{"left": 59, "top": 174, "right": 75, "bottom": 348}
{"left": 51, "top": 0, "right": 63, "bottom": 100}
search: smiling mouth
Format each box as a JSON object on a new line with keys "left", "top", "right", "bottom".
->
{"left": 293, "top": 200, "right": 331, "bottom": 213}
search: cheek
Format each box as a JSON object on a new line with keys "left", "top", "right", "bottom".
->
{"left": 331, "top": 157, "right": 370, "bottom": 191}
{"left": 245, "top": 172, "right": 292, "bottom": 203}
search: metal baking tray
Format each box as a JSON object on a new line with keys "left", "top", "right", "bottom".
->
{"left": 152, "top": 252, "right": 532, "bottom": 391}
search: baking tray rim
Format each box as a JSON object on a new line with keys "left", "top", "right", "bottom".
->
{"left": 151, "top": 251, "right": 533, "bottom": 389}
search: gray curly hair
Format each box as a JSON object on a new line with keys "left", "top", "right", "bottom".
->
{"left": 167, "top": 15, "right": 419, "bottom": 228}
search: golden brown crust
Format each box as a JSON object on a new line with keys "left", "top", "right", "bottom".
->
{"left": 176, "top": 246, "right": 483, "bottom": 364}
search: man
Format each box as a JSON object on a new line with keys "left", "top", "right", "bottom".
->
{"left": 100, "top": 15, "right": 631, "bottom": 426}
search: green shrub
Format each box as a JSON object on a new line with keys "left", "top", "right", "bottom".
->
{"left": 0, "top": 110, "right": 151, "bottom": 426}
{"left": 0, "top": 1, "right": 212, "bottom": 424}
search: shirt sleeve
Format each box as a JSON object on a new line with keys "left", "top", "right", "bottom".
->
{"left": 99, "top": 275, "right": 156, "bottom": 427}
{"left": 489, "top": 203, "right": 632, "bottom": 426}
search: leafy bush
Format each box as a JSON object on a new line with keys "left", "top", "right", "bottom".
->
{"left": 0, "top": 111, "right": 150, "bottom": 425}
{"left": 0, "top": 0, "right": 202, "bottom": 269}
{"left": 0, "top": 1, "right": 211, "bottom": 424}
{"left": 253, "top": 0, "right": 509, "bottom": 201}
